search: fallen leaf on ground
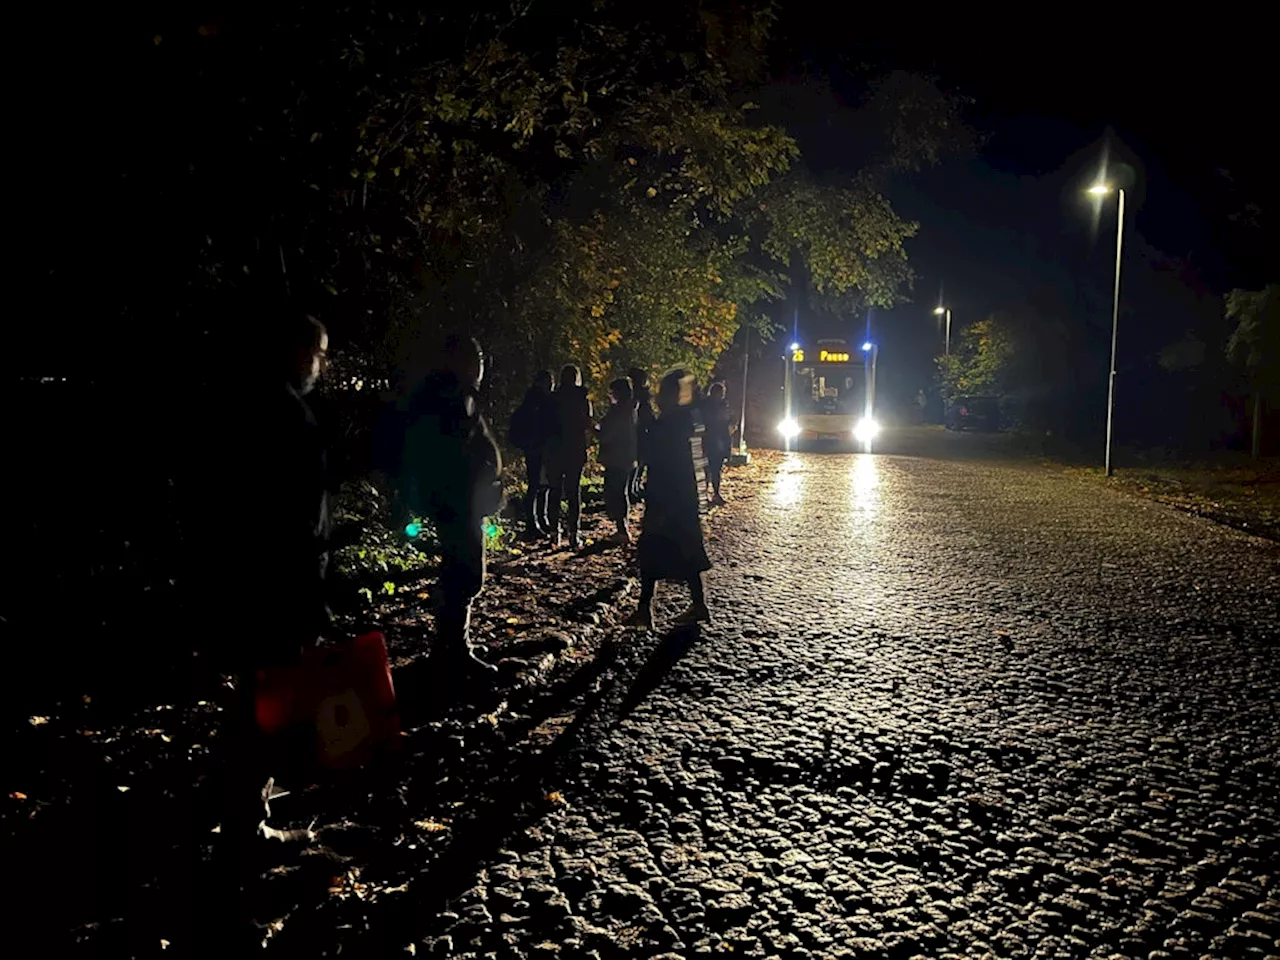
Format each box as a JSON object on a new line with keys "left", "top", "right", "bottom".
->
{"left": 259, "top": 820, "right": 316, "bottom": 843}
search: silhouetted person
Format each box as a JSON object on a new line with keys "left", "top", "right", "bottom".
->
{"left": 265, "top": 314, "right": 334, "bottom": 655}
{"left": 628, "top": 367, "right": 655, "bottom": 502}
{"left": 213, "top": 311, "right": 331, "bottom": 908}
{"left": 546, "top": 363, "right": 593, "bottom": 549}
{"left": 400, "top": 335, "right": 503, "bottom": 681}
{"left": 597, "top": 377, "right": 638, "bottom": 544}
{"left": 703, "top": 381, "right": 731, "bottom": 506}
{"left": 509, "top": 370, "right": 556, "bottom": 539}
{"left": 625, "top": 370, "right": 712, "bottom": 629}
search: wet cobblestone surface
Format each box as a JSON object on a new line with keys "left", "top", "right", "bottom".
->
{"left": 407, "top": 450, "right": 1279, "bottom": 959}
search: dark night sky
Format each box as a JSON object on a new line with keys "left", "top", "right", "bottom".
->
{"left": 762, "top": 11, "right": 1274, "bottom": 408}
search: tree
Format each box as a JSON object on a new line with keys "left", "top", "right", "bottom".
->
{"left": 935, "top": 305, "right": 1080, "bottom": 435}
{"left": 935, "top": 317, "right": 1016, "bottom": 402}
{"left": 26, "top": 1, "right": 971, "bottom": 433}
{"left": 1225, "top": 284, "right": 1280, "bottom": 458}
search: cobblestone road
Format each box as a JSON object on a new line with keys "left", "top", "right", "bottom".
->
{"left": 418, "top": 450, "right": 1279, "bottom": 959}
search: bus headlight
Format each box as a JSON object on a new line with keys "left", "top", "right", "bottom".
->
{"left": 777, "top": 418, "right": 801, "bottom": 439}
{"left": 853, "top": 417, "right": 880, "bottom": 443}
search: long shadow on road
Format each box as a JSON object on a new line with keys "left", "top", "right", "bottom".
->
{"left": 270, "top": 624, "right": 702, "bottom": 956}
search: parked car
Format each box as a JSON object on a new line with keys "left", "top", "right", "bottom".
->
{"left": 945, "top": 396, "right": 1001, "bottom": 432}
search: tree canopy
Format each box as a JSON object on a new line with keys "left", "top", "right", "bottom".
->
{"left": 24, "top": 1, "right": 970, "bottom": 412}
{"left": 1225, "top": 285, "right": 1280, "bottom": 393}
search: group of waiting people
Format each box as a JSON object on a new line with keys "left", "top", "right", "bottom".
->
{"left": 508, "top": 366, "right": 733, "bottom": 550}
{"left": 507, "top": 364, "right": 735, "bottom": 628}
{"left": 386, "top": 346, "right": 733, "bottom": 682}
{"left": 214, "top": 314, "right": 735, "bottom": 894}
{"left": 257, "top": 315, "right": 736, "bottom": 695}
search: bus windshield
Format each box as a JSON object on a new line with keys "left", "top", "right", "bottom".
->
{"left": 796, "top": 367, "right": 861, "bottom": 416}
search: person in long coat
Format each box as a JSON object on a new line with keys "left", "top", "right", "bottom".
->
{"left": 624, "top": 369, "right": 712, "bottom": 629}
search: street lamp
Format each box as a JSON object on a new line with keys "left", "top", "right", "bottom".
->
{"left": 734, "top": 326, "right": 751, "bottom": 462}
{"left": 1090, "top": 182, "right": 1126, "bottom": 477}
{"left": 933, "top": 306, "right": 953, "bottom": 355}
{"left": 857, "top": 341, "right": 880, "bottom": 449}
{"left": 778, "top": 344, "right": 799, "bottom": 450}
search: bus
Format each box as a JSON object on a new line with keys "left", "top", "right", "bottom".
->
{"left": 776, "top": 338, "right": 880, "bottom": 448}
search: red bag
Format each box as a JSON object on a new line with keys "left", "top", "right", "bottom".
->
{"left": 254, "top": 632, "right": 400, "bottom": 770}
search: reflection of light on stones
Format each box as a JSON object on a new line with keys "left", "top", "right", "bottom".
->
{"left": 850, "top": 453, "right": 880, "bottom": 516}
{"left": 773, "top": 453, "right": 805, "bottom": 508}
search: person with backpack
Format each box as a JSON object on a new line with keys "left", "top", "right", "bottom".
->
{"left": 398, "top": 335, "right": 503, "bottom": 683}
{"left": 628, "top": 367, "right": 655, "bottom": 503}
{"left": 596, "top": 377, "right": 638, "bottom": 544}
{"left": 508, "top": 370, "right": 556, "bottom": 540}
{"left": 624, "top": 369, "right": 712, "bottom": 629}
{"left": 545, "top": 364, "right": 593, "bottom": 549}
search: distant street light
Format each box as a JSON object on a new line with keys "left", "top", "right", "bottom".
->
{"left": 933, "top": 306, "right": 953, "bottom": 355}
{"left": 1090, "top": 182, "right": 1126, "bottom": 477}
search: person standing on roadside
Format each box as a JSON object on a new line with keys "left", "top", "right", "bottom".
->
{"left": 628, "top": 367, "right": 655, "bottom": 503}
{"left": 702, "top": 381, "right": 731, "bottom": 507}
{"left": 624, "top": 369, "right": 712, "bottom": 630}
{"left": 212, "top": 311, "right": 331, "bottom": 884}
{"left": 509, "top": 370, "right": 556, "bottom": 540}
{"left": 399, "top": 335, "right": 503, "bottom": 683}
{"left": 597, "top": 377, "right": 638, "bottom": 544}
{"left": 546, "top": 364, "right": 593, "bottom": 549}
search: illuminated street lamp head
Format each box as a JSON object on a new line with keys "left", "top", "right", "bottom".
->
{"left": 933, "top": 306, "right": 947, "bottom": 316}
{"left": 1088, "top": 183, "right": 1112, "bottom": 196}
{"left": 861, "top": 341, "right": 873, "bottom": 352}
{"left": 789, "top": 342, "right": 800, "bottom": 352}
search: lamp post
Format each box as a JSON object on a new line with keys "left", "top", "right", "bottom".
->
{"left": 732, "top": 326, "right": 751, "bottom": 464}
{"left": 861, "top": 341, "right": 878, "bottom": 419}
{"left": 1089, "top": 183, "right": 1125, "bottom": 477}
{"left": 784, "top": 343, "right": 798, "bottom": 451}
{"left": 933, "top": 306, "right": 952, "bottom": 355}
